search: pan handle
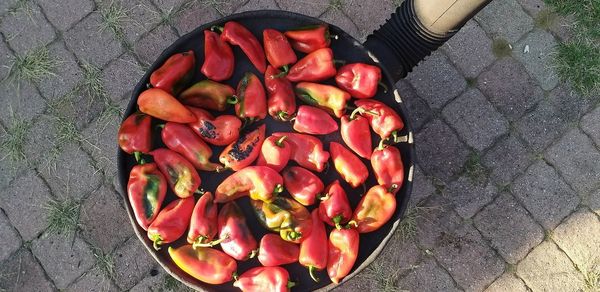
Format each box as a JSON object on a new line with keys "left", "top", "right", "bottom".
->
{"left": 364, "top": 0, "right": 492, "bottom": 82}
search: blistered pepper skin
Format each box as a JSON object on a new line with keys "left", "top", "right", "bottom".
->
{"left": 256, "top": 135, "right": 291, "bottom": 172}
{"left": 352, "top": 185, "right": 397, "bottom": 233}
{"left": 271, "top": 132, "right": 329, "bottom": 172}
{"left": 151, "top": 148, "right": 201, "bottom": 198}
{"left": 282, "top": 166, "right": 324, "bottom": 206}
{"left": 150, "top": 50, "right": 195, "bottom": 95}
{"left": 219, "top": 124, "right": 266, "bottom": 171}
{"left": 335, "top": 63, "right": 382, "bottom": 99}
{"left": 118, "top": 112, "right": 152, "bottom": 155}
{"left": 251, "top": 196, "right": 313, "bottom": 244}
{"left": 299, "top": 209, "right": 328, "bottom": 282}
{"left": 161, "top": 122, "right": 222, "bottom": 171}
{"left": 178, "top": 80, "right": 235, "bottom": 112}
{"left": 327, "top": 227, "right": 359, "bottom": 284}
{"left": 329, "top": 142, "right": 368, "bottom": 188}
{"left": 319, "top": 180, "right": 352, "bottom": 229}
{"left": 284, "top": 24, "right": 331, "bottom": 54}
{"left": 201, "top": 30, "right": 234, "bottom": 81}
{"left": 371, "top": 145, "right": 404, "bottom": 193}
{"left": 258, "top": 234, "right": 300, "bottom": 267}
{"left": 127, "top": 163, "right": 167, "bottom": 230}
{"left": 187, "top": 107, "right": 241, "bottom": 146}
{"left": 215, "top": 166, "right": 283, "bottom": 203}
{"left": 233, "top": 267, "right": 293, "bottom": 292}
{"left": 168, "top": 245, "right": 237, "bottom": 285}
{"left": 218, "top": 202, "right": 258, "bottom": 261}
{"left": 137, "top": 88, "right": 196, "bottom": 123}
{"left": 147, "top": 197, "right": 195, "bottom": 250}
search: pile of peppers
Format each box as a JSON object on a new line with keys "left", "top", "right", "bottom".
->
{"left": 118, "top": 19, "right": 408, "bottom": 291}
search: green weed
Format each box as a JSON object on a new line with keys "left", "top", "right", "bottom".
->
{"left": 0, "top": 115, "right": 30, "bottom": 163}
{"left": 363, "top": 260, "right": 401, "bottom": 292}
{"left": 45, "top": 197, "right": 80, "bottom": 235}
{"left": 464, "top": 152, "right": 489, "bottom": 184}
{"left": 329, "top": 0, "right": 344, "bottom": 11}
{"left": 534, "top": 9, "right": 558, "bottom": 30}
{"left": 99, "top": 1, "right": 128, "bottom": 41}
{"left": 5, "top": 47, "right": 56, "bottom": 85}
{"left": 555, "top": 41, "right": 600, "bottom": 95}
{"left": 91, "top": 247, "right": 115, "bottom": 279}
{"left": 397, "top": 205, "right": 443, "bottom": 240}
{"left": 77, "top": 62, "right": 107, "bottom": 103}
{"left": 491, "top": 38, "right": 512, "bottom": 58}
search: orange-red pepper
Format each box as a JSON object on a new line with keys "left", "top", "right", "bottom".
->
{"left": 327, "top": 225, "right": 359, "bottom": 284}
{"left": 151, "top": 148, "right": 201, "bottom": 198}
{"left": 329, "top": 142, "right": 368, "bottom": 188}
{"left": 335, "top": 63, "right": 383, "bottom": 99}
{"left": 293, "top": 105, "right": 338, "bottom": 135}
{"left": 127, "top": 162, "right": 167, "bottom": 230}
{"left": 286, "top": 48, "right": 336, "bottom": 82}
{"left": 282, "top": 166, "right": 324, "bottom": 206}
{"left": 251, "top": 196, "right": 313, "bottom": 243}
{"left": 299, "top": 209, "right": 328, "bottom": 282}
{"left": 284, "top": 24, "right": 331, "bottom": 54}
{"left": 178, "top": 80, "right": 235, "bottom": 112}
{"left": 218, "top": 202, "right": 258, "bottom": 261}
{"left": 340, "top": 108, "right": 373, "bottom": 159}
{"left": 137, "top": 88, "right": 196, "bottom": 123}
{"left": 371, "top": 143, "right": 404, "bottom": 194}
{"left": 295, "top": 82, "right": 351, "bottom": 118}
{"left": 150, "top": 50, "right": 195, "bottom": 95}
{"left": 258, "top": 234, "right": 299, "bottom": 267}
{"left": 319, "top": 180, "right": 352, "bottom": 229}
{"left": 168, "top": 245, "right": 237, "bottom": 284}
{"left": 219, "top": 124, "right": 265, "bottom": 171}
{"left": 187, "top": 192, "right": 221, "bottom": 248}
{"left": 272, "top": 132, "right": 329, "bottom": 172}
{"left": 354, "top": 99, "right": 404, "bottom": 139}
{"left": 256, "top": 135, "right": 291, "bottom": 172}
{"left": 352, "top": 185, "right": 397, "bottom": 233}
{"left": 161, "top": 122, "right": 222, "bottom": 171}
{"left": 220, "top": 21, "right": 266, "bottom": 73}
{"left": 233, "top": 267, "right": 294, "bottom": 292}
{"left": 265, "top": 65, "right": 296, "bottom": 121}
{"left": 215, "top": 166, "right": 284, "bottom": 203}
{"left": 118, "top": 112, "right": 152, "bottom": 155}
{"left": 201, "top": 30, "right": 234, "bottom": 81}
{"left": 147, "top": 197, "right": 195, "bottom": 250}
{"left": 263, "top": 29, "right": 297, "bottom": 69}
{"left": 232, "top": 72, "right": 267, "bottom": 120}
{"left": 187, "top": 107, "right": 241, "bottom": 146}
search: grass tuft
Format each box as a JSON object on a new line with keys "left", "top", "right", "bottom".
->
{"left": 91, "top": 247, "right": 115, "bottom": 279}
{"left": 45, "top": 197, "right": 80, "bottom": 235}
{"left": 199, "top": 0, "right": 227, "bottom": 15}
{"left": 555, "top": 41, "right": 600, "bottom": 95}
{"left": 464, "top": 152, "right": 488, "bottom": 184}
{"left": 544, "top": 0, "right": 600, "bottom": 39}
{"left": 0, "top": 116, "right": 30, "bottom": 163}
{"left": 99, "top": 1, "right": 128, "bottom": 41}
{"left": 5, "top": 47, "right": 56, "bottom": 85}
{"left": 397, "top": 205, "right": 443, "bottom": 240}
{"left": 8, "top": 0, "right": 33, "bottom": 15}
{"left": 363, "top": 260, "right": 401, "bottom": 292}
{"left": 466, "top": 77, "right": 477, "bottom": 88}
{"left": 491, "top": 38, "right": 512, "bottom": 58}
{"left": 534, "top": 9, "right": 558, "bottom": 30}
{"left": 583, "top": 267, "right": 600, "bottom": 291}
{"left": 77, "top": 62, "right": 107, "bottom": 103}
{"left": 329, "top": 0, "right": 344, "bottom": 11}
{"left": 163, "top": 274, "right": 187, "bottom": 291}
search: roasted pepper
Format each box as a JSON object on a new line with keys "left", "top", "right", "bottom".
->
{"left": 168, "top": 245, "right": 237, "bottom": 284}
{"left": 329, "top": 142, "right": 368, "bottom": 188}
{"left": 127, "top": 163, "right": 167, "bottom": 230}
{"left": 187, "top": 192, "right": 222, "bottom": 248}
{"left": 371, "top": 143, "right": 404, "bottom": 193}
{"left": 340, "top": 108, "right": 373, "bottom": 159}
{"left": 284, "top": 24, "right": 331, "bottom": 54}
{"left": 188, "top": 107, "right": 241, "bottom": 146}
{"left": 287, "top": 48, "right": 336, "bottom": 82}
{"left": 178, "top": 80, "right": 235, "bottom": 112}
{"left": 266, "top": 66, "right": 296, "bottom": 121}
{"left": 215, "top": 166, "right": 283, "bottom": 203}
{"left": 354, "top": 99, "right": 404, "bottom": 139}
{"left": 151, "top": 148, "right": 201, "bottom": 198}
{"left": 256, "top": 136, "right": 291, "bottom": 172}
{"left": 295, "top": 82, "right": 351, "bottom": 118}
{"left": 147, "top": 197, "right": 195, "bottom": 250}
{"left": 258, "top": 234, "right": 300, "bottom": 267}
{"left": 251, "top": 196, "right": 313, "bottom": 243}
{"left": 231, "top": 72, "right": 267, "bottom": 120}
{"left": 263, "top": 29, "right": 297, "bottom": 70}
{"left": 327, "top": 225, "right": 359, "bottom": 284}
{"left": 150, "top": 50, "right": 195, "bottom": 95}
{"left": 272, "top": 132, "right": 329, "bottom": 172}
{"left": 293, "top": 105, "right": 338, "bottom": 135}
{"left": 219, "top": 124, "right": 265, "bottom": 171}
{"left": 220, "top": 21, "right": 266, "bottom": 73}
{"left": 335, "top": 63, "right": 383, "bottom": 99}
{"left": 161, "top": 122, "right": 222, "bottom": 172}
{"left": 218, "top": 202, "right": 258, "bottom": 261}
{"left": 299, "top": 209, "right": 328, "bottom": 282}
{"left": 137, "top": 88, "right": 196, "bottom": 123}
{"left": 352, "top": 185, "right": 397, "bottom": 233}
{"left": 118, "top": 112, "right": 152, "bottom": 155}
{"left": 201, "top": 30, "right": 234, "bottom": 81}
{"left": 319, "top": 180, "right": 352, "bottom": 229}
{"left": 282, "top": 166, "right": 324, "bottom": 206}
{"left": 233, "top": 267, "right": 294, "bottom": 292}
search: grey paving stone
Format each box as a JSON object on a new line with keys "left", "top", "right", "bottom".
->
{"left": 511, "top": 161, "right": 579, "bottom": 229}
{"left": 97, "top": 0, "right": 161, "bottom": 44}
{"left": 589, "top": 189, "right": 600, "bottom": 216}
{"left": 0, "top": 121, "right": 32, "bottom": 189}
{"left": 0, "top": 171, "right": 51, "bottom": 240}
{"left": 0, "top": 0, "right": 18, "bottom": 16}
{"left": 172, "top": 1, "right": 221, "bottom": 37}
{"left": 234, "top": 0, "right": 280, "bottom": 13}
{"left": 129, "top": 268, "right": 167, "bottom": 292}
{"left": 546, "top": 128, "right": 600, "bottom": 195}
{"left": 0, "top": 210, "right": 21, "bottom": 263}
{"left": 64, "top": 13, "right": 124, "bottom": 67}
{"left": 517, "top": 241, "right": 585, "bottom": 291}
{"left": 37, "top": 0, "right": 94, "bottom": 31}
{"left": 517, "top": 0, "right": 546, "bottom": 16}
{"left": 65, "top": 268, "right": 118, "bottom": 292}
{"left": 0, "top": 81, "right": 46, "bottom": 126}
{"left": 409, "top": 165, "right": 436, "bottom": 208}
{"left": 443, "top": 89, "right": 509, "bottom": 151}
{"left": 415, "top": 119, "right": 470, "bottom": 181}
{"left": 484, "top": 273, "right": 528, "bottom": 292}
{"left": 0, "top": 2, "right": 56, "bottom": 53}
{"left": 0, "top": 38, "right": 13, "bottom": 81}
{"left": 396, "top": 80, "right": 433, "bottom": 132}
{"left": 397, "top": 257, "right": 460, "bottom": 292}
{"left": 36, "top": 40, "right": 83, "bottom": 100}
{"left": 49, "top": 90, "right": 108, "bottom": 131}
{"left": 113, "top": 236, "right": 156, "bottom": 290}
{"left": 443, "top": 176, "right": 498, "bottom": 219}
{"left": 475, "top": 0, "right": 533, "bottom": 43}
{"left": 581, "top": 106, "right": 600, "bottom": 147}
{"left": 443, "top": 20, "right": 496, "bottom": 78}
{"left": 474, "top": 193, "right": 544, "bottom": 264}
{"left": 553, "top": 210, "right": 600, "bottom": 271}
{"left": 415, "top": 196, "right": 462, "bottom": 249}
{"left": 31, "top": 232, "right": 95, "bottom": 289}
{"left": 153, "top": 0, "right": 188, "bottom": 13}
{"left": 342, "top": 0, "right": 396, "bottom": 40}
{"left": 275, "top": 0, "right": 329, "bottom": 17}
{"left": 0, "top": 249, "right": 55, "bottom": 292}
{"left": 513, "top": 30, "right": 559, "bottom": 90}
{"left": 22, "top": 114, "right": 58, "bottom": 168}
{"left": 478, "top": 58, "right": 544, "bottom": 121}
{"left": 102, "top": 53, "right": 144, "bottom": 102}
{"left": 482, "top": 135, "right": 532, "bottom": 185}
{"left": 319, "top": 8, "right": 359, "bottom": 41}
{"left": 133, "top": 25, "right": 178, "bottom": 66}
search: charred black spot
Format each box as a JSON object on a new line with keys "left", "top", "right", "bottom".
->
{"left": 227, "top": 131, "right": 259, "bottom": 161}
{"left": 199, "top": 121, "right": 217, "bottom": 139}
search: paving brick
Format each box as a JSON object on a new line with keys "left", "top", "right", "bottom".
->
{"left": 113, "top": 236, "right": 156, "bottom": 290}
{"left": 517, "top": 0, "right": 546, "bottom": 16}
{"left": 476, "top": 0, "right": 533, "bottom": 43}
{"left": 513, "top": 30, "right": 559, "bottom": 90}
{"left": 64, "top": 13, "right": 124, "bottom": 67}
{"left": 396, "top": 80, "right": 432, "bottom": 132}
{"left": 0, "top": 2, "right": 56, "bottom": 53}
{"left": 172, "top": 1, "right": 221, "bottom": 36}
{"left": 443, "top": 89, "right": 509, "bottom": 151}
{"left": 474, "top": 193, "right": 544, "bottom": 264}
{"left": 129, "top": 268, "right": 167, "bottom": 292}
{"left": 443, "top": 176, "right": 498, "bottom": 219}
{"left": 0, "top": 249, "right": 54, "bottom": 292}
{"left": 409, "top": 165, "right": 436, "bottom": 208}
{"left": 65, "top": 268, "right": 118, "bottom": 292}
{"left": 0, "top": 121, "right": 31, "bottom": 189}
{"left": 45, "top": 89, "right": 107, "bottom": 131}
{"left": 0, "top": 38, "right": 13, "bottom": 81}
{"left": 319, "top": 8, "right": 359, "bottom": 40}
{"left": 97, "top": 0, "right": 161, "bottom": 44}
{"left": 0, "top": 0, "right": 18, "bottom": 17}
{"left": 0, "top": 81, "right": 45, "bottom": 126}
{"left": 484, "top": 273, "right": 528, "bottom": 292}
{"left": 553, "top": 210, "right": 600, "bottom": 271}
{"left": 31, "top": 232, "right": 95, "bottom": 289}
{"left": 415, "top": 196, "right": 461, "bottom": 249}
{"left": 134, "top": 25, "right": 178, "bottom": 66}
{"left": 37, "top": 0, "right": 94, "bottom": 31}
{"left": 397, "top": 257, "right": 460, "bottom": 291}
{"left": 478, "top": 58, "right": 543, "bottom": 121}
{"left": 0, "top": 210, "right": 21, "bottom": 263}
{"left": 275, "top": 0, "right": 329, "bottom": 17}
{"left": 342, "top": 0, "right": 396, "bottom": 40}
{"left": 443, "top": 20, "right": 495, "bottom": 78}
{"left": 482, "top": 135, "right": 532, "bottom": 185}
{"left": 511, "top": 161, "right": 579, "bottom": 229}
{"left": 102, "top": 53, "right": 145, "bottom": 102}
{"left": 517, "top": 241, "right": 585, "bottom": 291}
{"left": 0, "top": 171, "right": 51, "bottom": 240}
{"left": 546, "top": 129, "right": 600, "bottom": 195}
{"left": 581, "top": 106, "right": 600, "bottom": 147}
{"left": 153, "top": 0, "right": 188, "bottom": 13}
{"left": 416, "top": 120, "right": 469, "bottom": 181}
{"left": 22, "top": 114, "right": 58, "bottom": 169}
{"left": 234, "top": 0, "right": 280, "bottom": 13}
{"left": 36, "top": 40, "right": 83, "bottom": 100}
{"left": 589, "top": 189, "right": 600, "bottom": 216}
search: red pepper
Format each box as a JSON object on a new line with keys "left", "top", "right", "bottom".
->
{"left": 340, "top": 108, "right": 373, "bottom": 159}
{"left": 218, "top": 202, "right": 258, "bottom": 261}
{"left": 220, "top": 21, "right": 266, "bottom": 73}
{"left": 293, "top": 105, "right": 338, "bottom": 135}
{"left": 352, "top": 185, "right": 397, "bottom": 233}
{"left": 371, "top": 143, "right": 404, "bottom": 193}
{"left": 201, "top": 30, "right": 234, "bottom": 81}
{"left": 219, "top": 124, "right": 265, "bottom": 171}
{"left": 151, "top": 148, "right": 201, "bottom": 198}
{"left": 215, "top": 166, "right": 284, "bottom": 203}
{"left": 265, "top": 66, "right": 296, "bottom": 121}
{"left": 327, "top": 225, "right": 359, "bottom": 284}
{"left": 258, "top": 234, "right": 299, "bottom": 267}
{"left": 118, "top": 112, "right": 152, "bottom": 155}
{"left": 329, "top": 142, "right": 368, "bottom": 188}
{"left": 354, "top": 99, "right": 404, "bottom": 139}
{"left": 319, "top": 180, "right": 352, "bottom": 229}
{"left": 231, "top": 72, "right": 267, "bottom": 120}
{"left": 150, "top": 50, "right": 195, "bottom": 95}
{"left": 295, "top": 82, "right": 351, "bottom": 118}
{"left": 187, "top": 192, "right": 222, "bottom": 248}
{"left": 168, "top": 245, "right": 237, "bottom": 284}
{"left": 256, "top": 135, "right": 291, "bottom": 172}
{"left": 187, "top": 107, "right": 241, "bottom": 146}
{"left": 161, "top": 122, "right": 222, "bottom": 172}
{"left": 272, "top": 132, "right": 330, "bottom": 172}
{"left": 335, "top": 63, "right": 383, "bottom": 99}
{"left": 263, "top": 29, "right": 297, "bottom": 69}
{"left": 147, "top": 197, "right": 195, "bottom": 250}
{"left": 251, "top": 196, "right": 313, "bottom": 243}
{"left": 284, "top": 24, "right": 331, "bottom": 54}
{"left": 299, "top": 209, "right": 328, "bottom": 282}
{"left": 127, "top": 163, "right": 167, "bottom": 230}
{"left": 233, "top": 267, "right": 295, "bottom": 292}
{"left": 286, "top": 48, "right": 336, "bottom": 82}
{"left": 282, "top": 166, "right": 324, "bottom": 206}
{"left": 137, "top": 88, "right": 197, "bottom": 123}
{"left": 178, "top": 80, "right": 235, "bottom": 112}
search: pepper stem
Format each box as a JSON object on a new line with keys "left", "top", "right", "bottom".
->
{"left": 378, "top": 80, "right": 389, "bottom": 93}
{"left": 134, "top": 151, "right": 145, "bottom": 165}
{"left": 388, "top": 184, "right": 399, "bottom": 193}
{"left": 333, "top": 215, "right": 344, "bottom": 230}
{"left": 349, "top": 107, "right": 364, "bottom": 120}
{"left": 392, "top": 131, "right": 409, "bottom": 143}
{"left": 287, "top": 281, "right": 297, "bottom": 289}
{"left": 150, "top": 234, "right": 163, "bottom": 251}
{"left": 317, "top": 193, "right": 329, "bottom": 201}
{"left": 287, "top": 231, "right": 301, "bottom": 241}
{"left": 273, "top": 70, "right": 288, "bottom": 78}
{"left": 275, "top": 136, "right": 287, "bottom": 147}
{"left": 194, "top": 189, "right": 205, "bottom": 195}
{"left": 333, "top": 59, "right": 346, "bottom": 66}
{"left": 248, "top": 249, "right": 258, "bottom": 259}
{"left": 210, "top": 25, "right": 223, "bottom": 33}
{"left": 273, "top": 184, "right": 284, "bottom": 195}
{"left": 308, "top": 266, "right": 320, "bottom": 282}
{"left": 193, "top": 234, "right": 228, "bottom": 248}
{"left": 232, "top": 272, "right": 238, "bottom": 282}
{"left": 377, "top": 139, "right": 387, "bottom": 151}
{"left": 226, "top": 95, "right": 239, "bottom": 104}
{"left": 346, "top": 220, "right": 358, "bottom": 229}
{"left": 277, "top": 111, "right": 290, "bottom": 121}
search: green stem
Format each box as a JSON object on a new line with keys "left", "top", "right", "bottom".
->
{"left": 349, "top": 107, "right": 364, "bottom": 120}
{"left": 308, "top": 266, "right": 320, "bottom": 282}
{"left": 317, "top": 193, "right": 329, "bottom": 201}
{"left": 134, "top": 151, "right": 144, "bottom": 165}
{"left": 378, "top": 80, "right": 389, "bottom": 93}
{"left": 150, "top": 234, "right": 163, "bottom": 251}
{"left": 346, "top": 220, "right": 358, "bottom": 229}
{"left": 333, "top": 59, "right": 346, "bottom": 66}
{"left": 287, "top": 231, "right": 300, "bottom": 241}
{"left": 193, "top": 235, "right": 228, "bottom": 248}
{"left": 194, "top": 189, "right": 205, "bottom": 195}
{"left": 273, "top": 184, "right": 284, "bottom": 195}
{"left": 226, "top": 95, "right": 239, "bottom": 104}
{"left": 377, "top": 138, "right": 387, "bottom": 151}
{"left": 388, "top": 184, "right": 399, "bottom": 193}
{"left": 287, "top": 280, "right": 297, "bottom": 289}
{"left": 275, "top": 136, "right": 287, "bottom": 147}
{"left": 211, "top": 25, "right": 223, "bottom": 33}
{"left": 333, "top": 215, "right": 344, "bottom": 230}
{"left": 248, "top": 249, "right": 258, "bottom": 259}
{"left": 277, "top": 111, "right": 290, "bottom": 121}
